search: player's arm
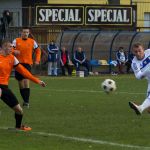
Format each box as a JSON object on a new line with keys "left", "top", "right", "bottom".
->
{"left": 34, "top": 41, "right": 41, "bottom": 64}
{"left": 15, "top": 64, "right": 46, "bottom": 86}
{"left": 34, "top": 47, "right": 41, "bottom": 64}
{"left": 132, "top": 62, "right": 145, "bottom": 79}
{"left": 134, "top": 70, "right": 145, "bottom": 79}
{"left": 14, "top": 57, "right": 46, "bottom": 87}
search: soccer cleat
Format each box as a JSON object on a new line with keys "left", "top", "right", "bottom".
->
{"left": 23, "top": 102, "right": 29, "bottom": 108}
{"left": 17, "top": 125, "right": 32, "bottom": 131}
{"left": 129, "top": 101, "right": 142, "bottom": 115}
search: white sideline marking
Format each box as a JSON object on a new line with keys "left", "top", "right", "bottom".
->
{"left": 0, "top": 127, "right": 150, "bottom": 150}
{"left": 33, "top": 88, "right": 145, "bottom": 95}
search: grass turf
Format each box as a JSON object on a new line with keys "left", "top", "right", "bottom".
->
{"left": 0, "top": 75, "right": 150, "bottom": 150}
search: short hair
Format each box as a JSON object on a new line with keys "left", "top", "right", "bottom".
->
{"left": 119, "top": 47, "right": 123, "bottom": 49}
{"left": 132, "top": 43, "right": 144, "bottom": 49}
{"left": 22, "top": 26, "right": 30, "bottom": 30}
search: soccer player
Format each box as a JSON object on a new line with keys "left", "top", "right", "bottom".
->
{"left": 0, "top": 40, "right": 46, "bottom": 130}
{"left": 129, "top": 43, "right": 150, "bottom": 115}
{"left": 12, "top": 27, "right": 41, "bottom": 108}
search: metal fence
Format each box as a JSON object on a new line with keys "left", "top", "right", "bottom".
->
{"left": 5, "top": 28, "right": 150, "bottom": 74}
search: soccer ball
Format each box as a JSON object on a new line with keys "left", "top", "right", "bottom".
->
{"left": 101, "top": 79, "right": 116, "bottom": 93}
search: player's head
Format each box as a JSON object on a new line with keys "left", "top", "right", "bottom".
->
{"left": 1, "top": 40, "right": 12, "bottom": 55}
{"left": 21, "top": 27, "right": 30, "bottom": 39}
{"left": 132, "top": 43, "right": 145, "bottom": 60}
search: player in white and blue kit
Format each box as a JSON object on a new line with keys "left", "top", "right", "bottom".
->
{"left": 129, "top": 43, "right": 150, "bottom": 115}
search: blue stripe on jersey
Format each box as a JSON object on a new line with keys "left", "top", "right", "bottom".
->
{"left": 140, "top": 56, "right": 150, "bottom": 69}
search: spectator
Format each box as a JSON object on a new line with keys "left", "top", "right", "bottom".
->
{"left": 73, "top": 46, "right": 89, "bottom": 73}
{"left": 47, "top": 41, "right": 59, "bottom": 76}
{"left": 60, "top": 46, "right": 73, "bottom": 76}
{"left": 116, "top": 47, "right": 128, "bottom": 74}
{"left": 12, "top": 27, "right": 41, "bottom": 108}
{"left": 0, "top": 10, "right": 12, "bottom": 40}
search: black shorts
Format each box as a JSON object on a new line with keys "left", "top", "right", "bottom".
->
{"left": 15, "top": 63, "right": 31, "bottom": 81}
{"left": 0, "top": 85, "right": 19, "bottom": 108}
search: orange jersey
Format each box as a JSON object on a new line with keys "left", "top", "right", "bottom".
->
{"left": 0, "top": 54, "right": 17, "bottom": 85}
{"left": 12, "top": 38, "right": 41, "bottom": 65}
{"left": 15, "top": 64, "right": 40, "bottom": 84}
{"left": 0, "top": 53, "right": 40, "bottom": 85}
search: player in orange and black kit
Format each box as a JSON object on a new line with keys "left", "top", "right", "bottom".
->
{"left": 12, "top": 27, "right": 41, "bottom": 108}
{"left": 0, "top": 40, "right": 46, "bottom": 130}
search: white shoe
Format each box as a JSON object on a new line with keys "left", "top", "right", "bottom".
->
{"left": 23, "top": 102, "right": 29, "bottom": 109}
{"left": 129, "top": 101, "right": 142, "bottom": 115}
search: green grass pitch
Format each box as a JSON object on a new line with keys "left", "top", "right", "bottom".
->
{"left": 0, "top": 75, "right": 150, "bottom": 150}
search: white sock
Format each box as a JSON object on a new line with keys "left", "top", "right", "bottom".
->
{"left": 140, "top": 98, "right": 150, "bottom": 112}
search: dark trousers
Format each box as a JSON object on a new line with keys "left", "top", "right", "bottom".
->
{"left": 125, "top": 61, "right": 132, "bottom": 73}
{"left": 61, "top": 63, "right": 73, "bottom": 76}
{"left": 117, "top": 62, "right": 124, "bottom": 74}
{"left": 75, "top": 61, "right": 89, "bottom": 72}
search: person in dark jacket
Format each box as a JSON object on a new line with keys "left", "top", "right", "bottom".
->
{"left": 0, "top": 10, "right": 12, "bottom": 40}
{"left": 73, "top": 46, "right": 89, "bottom": 73}
{"left": 60, "top": 46, "right": 73, "bottom": 76}
{"left": 47, "top": 41, "right": 59, "bottom": 76}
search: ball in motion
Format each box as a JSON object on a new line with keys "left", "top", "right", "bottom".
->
{"left": 101, "top": 79, "right": 116, "bottom": 93}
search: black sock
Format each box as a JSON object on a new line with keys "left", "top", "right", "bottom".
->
{"left": 20, "top": 88, "right": 30, "bottom": 103}
{"left": 15, "top": 113, "right": 23, "bottom": 128}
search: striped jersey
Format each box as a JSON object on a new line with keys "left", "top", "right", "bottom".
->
{"left": 132, "top": 49, "right": 150, "bottom": 80}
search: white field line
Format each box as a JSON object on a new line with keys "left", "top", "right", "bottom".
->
{"left": 32, "top": 87, "right": 145, "bottom": 95}
{"left": 0, "top": 126, "right": 150, "bottom": 150}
